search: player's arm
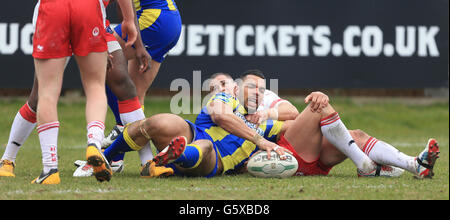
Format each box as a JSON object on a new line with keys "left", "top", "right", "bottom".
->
{"left": 208, "top": 100, "right": 286, "bottom": 159}
{"left": 116, "top": 0, "right": 137, "bottom": 47}
{"left": 246, "top": 100, "right": 299, "bottom": 124}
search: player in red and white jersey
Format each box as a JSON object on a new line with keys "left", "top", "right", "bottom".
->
{"left": 207, "top": 71, "right": 439, "bottom": 179}
{"left": 0, "top": 0, "right": 155, "bottom": 183}
{"left": 0, "top": 0, "right": 139, "bottom": 184}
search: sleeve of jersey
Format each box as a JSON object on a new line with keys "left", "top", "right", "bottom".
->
{"left": 261, "top": 119, "right": 284, "bottom": 142}
{"left": 263, "top": 90, "right": 289, "bottom": 110}
{"left": 207, "top": 92, "right": 238, "bottom": 110}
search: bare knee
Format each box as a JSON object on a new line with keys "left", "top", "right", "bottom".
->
{"left": 349, "top": 129, "right": 370, "bottom": 149}
{"left": 194, "top": 139, "right": 213, "bottom": 155}
{"left": 143, "top": 113, "right": 193, "bottom": 151}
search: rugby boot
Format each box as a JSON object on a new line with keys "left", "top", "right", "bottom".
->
{"left": 357, "top": 162, "right": 404, "bottom": 177}
{"left": 31, "top": 169, "right": 60, "bottom": 184}
{"left": 0, "top": 160, "right": 15, "bottom": 177}
{"left": 86, "top": 143, "right": 112, "bottom": 182}
{"left": 101, "top": 125, "right": 124, "bottom": 149}
{"left": 153, "top": 136, "right": 187, "bottom": 166}
{"left": 73, "top": 160, "right": 93, "bottom": 177}
{"left": 140, "top": 160, "right": 174, "bottom": 178}
{"left": 415, "top": 138, "right": 440, "bottom": 179}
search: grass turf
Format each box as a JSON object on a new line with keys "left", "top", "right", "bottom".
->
{"left": 0, "top": 96, "right": 448, "bottom": 200}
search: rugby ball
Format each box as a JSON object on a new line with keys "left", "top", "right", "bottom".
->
{"left": 247, "top": 151, "right": 298, "bottom": 178}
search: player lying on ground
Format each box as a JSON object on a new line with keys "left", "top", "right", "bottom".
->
{"left": 80, "top": 71, "right": 439, "bottom": 180}
{"left": 239, "top": 70, "right": 439, "bottom": 178}
{"left": 0, "top": 0, "right": 152, "bottom": 183}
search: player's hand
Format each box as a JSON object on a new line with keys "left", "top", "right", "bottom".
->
{"left": 121, "top": 20, "right": 138, "bottom": 48}
{"left": 245, "top": 110, "right": 269, "bottom": 125}
{"left": 135, "top": 46, "right": 151, "bottom": 73}
{"left": 258, "top": 139, "right": 287, "bottom": 160}
{"left": 305, "top": 91, "right": 329, "bottom": 113}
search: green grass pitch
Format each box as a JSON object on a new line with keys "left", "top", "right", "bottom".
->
{"left": 0, "top": 96, "right": 448, "bottom": 200}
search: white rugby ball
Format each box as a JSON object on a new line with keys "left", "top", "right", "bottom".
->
{"left": 247, "top": 151, "right": 298, "bottom": 178}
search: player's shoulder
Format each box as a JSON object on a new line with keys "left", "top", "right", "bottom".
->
{"left": 264, "top": 89, "right": 278, "bottom": 97}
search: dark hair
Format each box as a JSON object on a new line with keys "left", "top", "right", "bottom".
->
{"left": 240, "top": 69, "right": 265, "bottom": 80}
{"left": 210, "top": 72, "right": 233, "bottom": 80}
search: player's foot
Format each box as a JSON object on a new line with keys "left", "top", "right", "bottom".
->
{"left": 73, "top": 159, "right": 123, "bottom": 177}
{"left": 140, "top": 161, "right": 174, "bottom": 178}
{"left": 153, "top": 136, "right": 187, "bottom": 166}
{"left": 415, "top": 138, "right": 440, "bottom": 179}
{"left": 73, "top": 160, "right": 93, "bottom": 177}
{"left": 357, "top": 163, "right": 404, "bottom": 177}
{"left": 31, "top": 169, "right": 60, "bottom": 184}
{"left": 86, "top": 143, "right": 112, "bottom": 182}
{"left": 0, "top": 160, "right": 16, "bottom": 177}
{"left": 101, "top": 125, "right": 124, "bottom": 149}
{"left": 111, "top": 160, "right": 124, "bottom": 173}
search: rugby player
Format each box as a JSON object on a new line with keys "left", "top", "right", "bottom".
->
{"left": 238, "top": 70, "right": 439, "bottom": 178}
{"left": 75, "top": 72, "right": 439, "bottom": 179}
{"left": 0, "top": 0, "right": 146, "bottom": 183}
{"left": 79, "top": 72, "right": 288, "bottom": 179}
{"left": 148, "top": 71, "right": 439, "bottom": 179}
{"left": 100, "top": 0, "right": 183, "bottom": 167}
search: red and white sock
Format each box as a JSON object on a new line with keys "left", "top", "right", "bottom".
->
{"left": 118, "top": 96, "right": 153, "bottom": 163}
{"left": 87, "top": 121, "right": 105, "bottom": 149}
{"left": 1, "top": 103, "right": 37, "bottom": 163}
{"left": 118, "top": 96, "right": 145, "bottom": 125}
{"left": 320, "top": 112, "right": 375, "bottom": 172}
{"left": 363, "top": 137, "right": 416, "bottom": 173}
{"left": 37, "top": 121, "right": 59, "bottom": 173}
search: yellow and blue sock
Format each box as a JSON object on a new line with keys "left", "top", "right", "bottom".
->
{"left": 173, "top": 144, "right": 203, "bottom": 169}
{"left": 103, "top": 127, "right": 142, "bottom": 162}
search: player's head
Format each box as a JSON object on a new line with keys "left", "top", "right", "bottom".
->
{"left": 209, "top": 72, "right": 237, "bottom": 96}
{"left": 237, "top": 69, "right": 266, "bottom": 113}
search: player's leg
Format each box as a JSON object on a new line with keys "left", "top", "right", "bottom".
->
{"left": 353, "top": 130, "right": 439, "bottom": 178}
{"left": 102, "top": 113, "right": 193, "bottom": 164}
{"left": 144, "top": 138, "right": 219, "bottom": 178}
{"left": 32, "top": 57, "right": 67, "bottom": 184}
{"left": 318, "top": 130, "right": 402, "bottom": 177}
{"left": 0, "top": 76, "right": 38, "bottom": 170}
{"left": 114, "top": 9, "right": 182, "bottom": 105}
{"left": 76, "top": 52, "right": 108, "bottom": 147}
{"left": 1, "top": 56, "right": 72, "bottom": 176}
{"left": 104, "top": 46, "right": 154, "bottom": 166}
{"left": 128, "top": 59, "right": 161, "bottom": 104}
{"left": 67, "top": 0, "right": 111, "bottom": 182}
{"left": 112, "top": 30, "right": 162, "bottom": 105}
{"left": 76, "top": 52, "right": 111, "bottom": 182}
{"left": 284, "top": 102, "right": 376, "bottom": 173}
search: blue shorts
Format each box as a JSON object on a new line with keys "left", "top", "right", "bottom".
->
{"left": 114, "top": 9, "right": 182, "bottom": 63}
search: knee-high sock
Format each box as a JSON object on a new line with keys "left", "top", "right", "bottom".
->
{"left": 117, "top": 96, "right": 154, "bottom": 164}
{"left": 320, "top": 112, "right": 375, "bottom": 172}
{"left": 37, "top": 122, "right": 59, "bottom": 173}
{"left": 172, "top": 144, "right": 203, "bottom": 169}
{"left": 363, "top": 137, "right": 417, "bottom": 173}
{"left": 87, "top": 121, "right": 105, "bottom": 149}
{"left": 103, "top": 126, "right": 141, "bottom": 162}
{"left": 2, "top": 103, "right": 36, "bottom": 163}
{"left": 103, "top": 133, "right": 132, "bottom": 162}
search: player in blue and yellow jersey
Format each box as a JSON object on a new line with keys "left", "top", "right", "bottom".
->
{"left": 112, "top": 0, "right": 182, "bottom": 105}
{"left": 95, "top": 72, "right": 289, "bottom": 178}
